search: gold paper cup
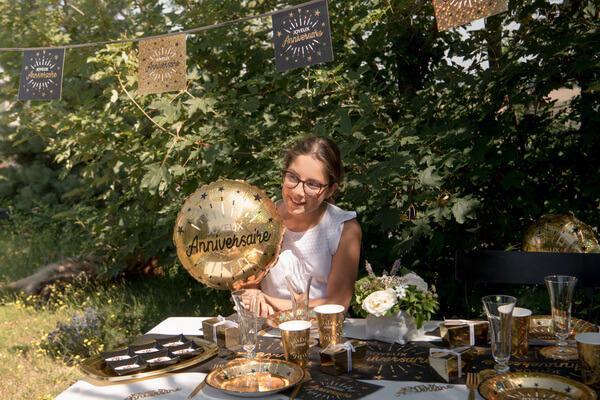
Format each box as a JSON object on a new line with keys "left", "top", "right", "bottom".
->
{"left": 279, "top": 320, "right": 311, "bottom": 368}
{"left": 511, "top": 307, "right": 532, "bottom": 358}
{"left": 314, "top": 304, "right": 345, "bottom": 349}
{"left": 576, "top": 332, "right": 600, "bottom": 386}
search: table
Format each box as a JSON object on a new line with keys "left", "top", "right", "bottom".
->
{"left": 56, "top": 317, "right": 482, "bottom": 400}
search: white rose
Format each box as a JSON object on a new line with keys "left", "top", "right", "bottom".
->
{"left": 362, "top": 289, "right": 397, "bottom": 317}
{"left": 401, "top": 273, "right": 428, "bottom": 292}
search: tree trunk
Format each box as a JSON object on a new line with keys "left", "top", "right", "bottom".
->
{"left": 5, "top": 257, "right": 100, "bottom": 295}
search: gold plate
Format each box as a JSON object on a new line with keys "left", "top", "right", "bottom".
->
{"left": 80, "top": 336, "right": 218, "bottom": 383}
{"left": 265, "top": 309, "right": 317, "bottom": 329}
{"left": 206, "top": 358, "right": 304, "bottom": 397}
{"left": 529, "top": 315, "right": 598, "bottom": 342}
{"left": 479, "top": 372, "right": 597, "bottom": 400}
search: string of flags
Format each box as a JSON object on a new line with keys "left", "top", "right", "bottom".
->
{"left": 3, "top": 0, "right": 508, "bottom": 102}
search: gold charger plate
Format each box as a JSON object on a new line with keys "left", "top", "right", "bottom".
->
{"left": 80, "top": 336, "right": 219, "bottom": 383}
{"left": 205, "top": 358, "right": 304, "bottom": 397}
{"left": 479, "top": 372, "right": 597, "bottom": 400}
{"left": 529, "top": 315, "right": 598, "bottom": 342}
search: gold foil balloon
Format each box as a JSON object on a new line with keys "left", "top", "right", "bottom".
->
{"left": 523, "top": 214, "right": 600, "bottom": 253}
{"left": 173, "top": 180, "right": 283, "bottom": 290}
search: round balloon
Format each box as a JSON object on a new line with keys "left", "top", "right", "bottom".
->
{"left": 523, "top": 214, "right": 600, "bottom": 253}
{"left": 173, "top": 180, "right": 284, "bottom": 290}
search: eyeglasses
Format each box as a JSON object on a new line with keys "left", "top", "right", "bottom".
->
{"left": 283, "top": 171, "right": 330, "bottom": 196}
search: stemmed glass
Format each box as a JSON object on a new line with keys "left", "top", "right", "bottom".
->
{"left": 541, "top": 275, "right": 578, "bottom": 360}
{"left": 231, "top": 290, "right": 259, "bottom": 359}
{"left": 285, "top": 273, "right": 312, "bottom": 320}
{"left": 482, "top": 295, "right": 517, "bottom": 374}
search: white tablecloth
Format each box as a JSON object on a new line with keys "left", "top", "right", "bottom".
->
{"left": 56, "top": 317, "right": 483, "bottom": 399}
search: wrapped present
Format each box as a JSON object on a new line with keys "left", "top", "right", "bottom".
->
{"left": 202, "top": 315, "right": 240, "bottom": 349}
{"left": 429, "top": 346, "right": 476, "bottom": 383}
{"left": 440, "top": 319, "right": 489, "bottom": 347}
{"left": 320, "top": 340, "right": 367, "bottom": 375}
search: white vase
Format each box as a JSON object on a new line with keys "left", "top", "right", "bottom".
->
{"left": 365, "top": 311, "right": 424, "bottom": 344}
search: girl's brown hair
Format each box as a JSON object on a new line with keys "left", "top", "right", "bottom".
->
{"left": 284, "top": 136, "right": 343, "bottom": 200}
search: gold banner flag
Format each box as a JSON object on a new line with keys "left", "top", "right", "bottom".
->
{"left": 138, "top": 34, "right": 186, "bottom": 95}
{"left": 432, "top": 0, "right": 508, "bottom": 31}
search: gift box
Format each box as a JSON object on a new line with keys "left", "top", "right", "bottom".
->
{"left": 429, "top": 346, "right": 476, "bottom": 383}
{"left": 320, "top": 340, "right": 367, "bottom": 375}
{"left": 202, "top": 315, "right": 240, "bottom": 349}
{"left": 439, "top": 319, "right": 489, "bottom": 347}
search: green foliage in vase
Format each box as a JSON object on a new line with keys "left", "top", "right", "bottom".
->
{"left": 0, "top": 1, "right": 599, "bottom": 318}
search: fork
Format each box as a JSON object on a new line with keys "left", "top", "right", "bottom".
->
{"left": 466, "top": 371, "right": 480, "bottom": 400}
{"left": 187, "top": 363, "right": 225, "bottom": 399}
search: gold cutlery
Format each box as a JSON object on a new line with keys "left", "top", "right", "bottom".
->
{"left": 187, "top": 363, "right": 224, "bottom": 399}
{"left": 466, "top": 371, "right": 480, "bottom": 400}
{"left": 186, "top": 379, "right": 206, "bottom": 400}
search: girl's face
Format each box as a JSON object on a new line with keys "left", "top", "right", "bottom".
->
{"left": 282, "top": 154, "right": 336, "bottom": 217}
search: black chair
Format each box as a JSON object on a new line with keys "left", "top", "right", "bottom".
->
{"left": 454, "top": 250, "right": 600, "bottom": 317}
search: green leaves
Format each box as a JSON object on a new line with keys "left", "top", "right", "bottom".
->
{"left": 418, "top": 166, "right": 442, "bottom": 188}
{"left": 451, "top": 196, "right": 481, "bottom": 225}
{"left": 1, "top": 0, "right": 598, "bottom": 299}
{"left": 140, "top": 164, "right": 171, "bottom": 195}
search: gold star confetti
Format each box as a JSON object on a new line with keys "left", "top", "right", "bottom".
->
{"left": 276, "top": 31, "right": 282, "bottom": 37}
{"left": 315, "top": 10, "right": 321, "bottom": 16}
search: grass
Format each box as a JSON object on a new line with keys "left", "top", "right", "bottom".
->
{"left": 0, "top": 208, "right": 232, "bottom": 399}
{"left": 0, "top": 303, "right": 79, "bottom": 400}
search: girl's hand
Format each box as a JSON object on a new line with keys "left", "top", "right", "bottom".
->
{"left": 240, "top": 288, "right": 274, "bottom": 317}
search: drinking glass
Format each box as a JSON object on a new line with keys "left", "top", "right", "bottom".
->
{"left": 231, "top": 290, "right": 258, "bottom": 358}
{"left": 285, "top": 273, "right": 312, "bottom": 320}
{"left": 482, "top": 295, "right": 517, "bottom": 374}
{"left": 542, "top": 275, "right": 578, "bottom": 360}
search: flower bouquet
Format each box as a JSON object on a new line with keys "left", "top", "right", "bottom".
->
{"left": 352, "top": 260, "right": 439, "bottom": 344}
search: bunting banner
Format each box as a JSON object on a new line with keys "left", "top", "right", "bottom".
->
{"left": 18, "top": 48, "right": 65, "bottom": 101}
{"left": 138, "top": 34, "right": 187, "bottom": 95}
{"left": 272, "top": 0, "right": 333, "bottom": 72}
{"left": 432, "top": 0, "right": 508, "bottom": 31}
{"left": 4, "top": 0, "right": 338, "bottom": 101}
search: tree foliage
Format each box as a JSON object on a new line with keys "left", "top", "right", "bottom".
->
{"left": 1, "top": 0, "right": 599, "bottom": 312}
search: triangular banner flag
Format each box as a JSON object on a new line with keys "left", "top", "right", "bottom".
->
{"left": 138, "top": 34, "right": 187, "bottom": 95}
{"left": 272, "top": 0, "right": 333, "bottom": 72}
{"left": 18, "top": 48, "right": 65, "bottom": 101}
{"left": 432, "top": 0, "right": 508, "bottom": 31}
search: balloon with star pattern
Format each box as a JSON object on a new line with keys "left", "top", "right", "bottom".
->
{"left": 173, "top": 180, "right": 284, "bottom": 290}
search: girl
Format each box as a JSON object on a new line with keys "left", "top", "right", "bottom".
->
{"left": 246, "top": 136, "right": 361, "bottom": 316}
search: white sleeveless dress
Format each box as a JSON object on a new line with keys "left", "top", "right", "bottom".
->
{"left": 260, "top": 202, "right": 357, "bottom": 300}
